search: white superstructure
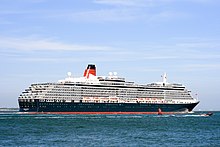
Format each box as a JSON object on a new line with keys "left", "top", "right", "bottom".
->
{"left": 18, "top": 66, "right": 198, "bottom": 105}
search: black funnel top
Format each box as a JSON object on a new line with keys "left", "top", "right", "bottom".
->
{"left": 87, "top": 64, "right": 96, "bottom": 69}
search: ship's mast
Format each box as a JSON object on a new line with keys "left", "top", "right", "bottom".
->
{"left": 162, "top": 72, "right": 167, "bottom": 86}
{"left": 162, "top": 73, "right": 167, "bottom": 84}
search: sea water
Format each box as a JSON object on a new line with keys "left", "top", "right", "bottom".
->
{"left": 0, "top": 109, "right": 219, "bottom": 146}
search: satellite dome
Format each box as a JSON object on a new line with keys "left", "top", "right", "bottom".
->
{"left": 67, "top": 72, "right": 72, "bottom": 77}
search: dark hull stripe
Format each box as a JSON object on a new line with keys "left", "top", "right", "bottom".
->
{"left": 19, "top": 101, "right": 199, "bottom": 113}
{"left": 19, "top": 112, "right": 185, "bottom": 115}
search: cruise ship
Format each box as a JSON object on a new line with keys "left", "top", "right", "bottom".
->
{"left": 18, "top": 64, "right": 199, "bottom": 114}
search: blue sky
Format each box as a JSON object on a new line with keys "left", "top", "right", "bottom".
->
{"left": 0, "top": 0, "right": 220, "bottom": 110}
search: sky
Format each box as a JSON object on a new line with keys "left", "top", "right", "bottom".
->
{"left": 0, "top": 0, "right": 220, "bottom": 110}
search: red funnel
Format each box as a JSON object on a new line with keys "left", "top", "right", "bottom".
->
{"left": 83, "top": 64, "right": 96, "bottom": 78}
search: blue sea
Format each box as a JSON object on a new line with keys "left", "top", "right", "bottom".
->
{"left": 0, "top": 109, "right": 219, "bottom": 146}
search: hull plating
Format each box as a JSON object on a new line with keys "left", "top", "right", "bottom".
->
{"left": 19, "top": 101, "right": 199, "bottom": 114}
